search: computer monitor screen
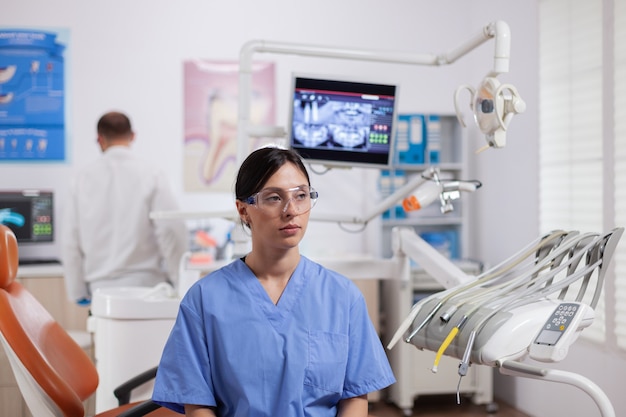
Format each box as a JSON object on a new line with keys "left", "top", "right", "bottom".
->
{"left": 288, "top": 75, "right": 398, "bottom": 168}
{"left": 0, "top": 190, "right": 54, "bottom": 243}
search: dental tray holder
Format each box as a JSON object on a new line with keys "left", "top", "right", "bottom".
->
{"left": 399, "top": 228, "right": 623, "bottom": 417}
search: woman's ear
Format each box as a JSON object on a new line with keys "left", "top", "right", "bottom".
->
{"left": 235, "top": 200, "right": 250, "bottom": 226}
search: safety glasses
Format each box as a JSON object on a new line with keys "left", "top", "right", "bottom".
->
{"left": 244, "top": 185, "right": 318, "bottom": 216}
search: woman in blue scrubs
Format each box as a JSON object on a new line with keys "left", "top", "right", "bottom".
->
{"left": 152, "top": 146, "right": 395, "bottom": 416}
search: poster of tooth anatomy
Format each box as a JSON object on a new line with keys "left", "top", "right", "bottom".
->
{"left": 0, "top": 29, "right": 67, "bottom": 161}
{"left": 183, "top": 60, "right": 276, "bottom": 192}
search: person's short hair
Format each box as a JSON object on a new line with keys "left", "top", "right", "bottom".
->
{"left": 97, "top": 111, "right": 133, "bottom": 139}
{"left": 235, "top": 146, "right": 310, "bottom": 202}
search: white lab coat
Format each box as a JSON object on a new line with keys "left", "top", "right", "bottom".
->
{"left": 61, "top": 145, "right": 188, "bottom": 302}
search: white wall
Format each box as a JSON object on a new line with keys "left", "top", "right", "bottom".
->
{"left": 1, "top": 0, "right": 539, "bottom": 261}
{"left": 6, "top": 1, "right": 624, "bottom": 417}
{"left": 1, "top": 0, "right": 489, "bottom": 260}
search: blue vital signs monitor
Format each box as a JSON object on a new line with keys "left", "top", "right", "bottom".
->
{"left": 0, "top": 190, "right": 54, "bottom": 243}
{"left": 288, "top": 75, "right": 398, "bottom": 169}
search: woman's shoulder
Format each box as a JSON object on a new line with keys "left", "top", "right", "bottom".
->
{"left": 300, "top": 256, "right": 361, "bottom": 292}
{"left": 301, "top": 255, "right": 344, "bottom": 276}
{"left": 183, "top": 259, "right": 247, "bottom": 297}
{"left": 198, "top": 258, "right": 247, "bottom": 283}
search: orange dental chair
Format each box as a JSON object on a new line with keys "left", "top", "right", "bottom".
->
{"left": 0, "top": 224, "right": 175, "bottom": 417}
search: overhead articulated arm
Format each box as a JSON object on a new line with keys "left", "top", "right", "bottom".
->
{"left": 440, "top": 20, "right": 510, "bottom": 76}
{"left": 236, "top": 21, "right": 512, "bottom": 166}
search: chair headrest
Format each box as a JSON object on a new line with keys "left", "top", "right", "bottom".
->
{"left": 0, "top": 225, "right": 19, "bottom": 290}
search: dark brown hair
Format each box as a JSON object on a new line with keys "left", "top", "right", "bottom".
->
{"left": 235, "top": 147, "right": 310, "bottom": 201}
{"left": 97, "top": 111, "right": 133, "bottom": 139}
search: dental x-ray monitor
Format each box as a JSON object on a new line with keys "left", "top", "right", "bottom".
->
{"left": 288, "top": 75, "right": 398, "bottom": 169}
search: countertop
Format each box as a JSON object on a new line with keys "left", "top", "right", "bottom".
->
{"left": 17, "top": 262, "right": 64, "bottom": 278}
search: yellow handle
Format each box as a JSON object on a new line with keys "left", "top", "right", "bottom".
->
{"left": 432, "top": 326, "right": 460, "bottom": 373}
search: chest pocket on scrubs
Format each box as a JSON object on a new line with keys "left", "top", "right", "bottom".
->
{"left": 304, "top": 330, "right": 349, "bottom": 393}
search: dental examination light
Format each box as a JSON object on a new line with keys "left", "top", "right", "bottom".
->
{"left": 388, "top": 227, "right": 624, "bottom": 417}
{"left": 454, "top": 76, "right": 526, "bottom": 151}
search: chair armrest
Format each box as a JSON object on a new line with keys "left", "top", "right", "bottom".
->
{"left": 115, "top": 399, "right": 162, "bottom": 417}
{"left": 113, "top": 366, "right": 159, "bottom": 405}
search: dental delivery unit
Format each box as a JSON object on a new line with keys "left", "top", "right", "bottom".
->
{"left": 388, "top": 228, "right": 624, "bottom": 417}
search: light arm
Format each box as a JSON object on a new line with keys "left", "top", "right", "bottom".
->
{"left": 310, "top": 166, "right": 479, "bottom": 225}
{"left": 309, "top": 166, "right": 437, "bottom": 224}
{"left": 442, "top": 20, "right": 510, "bottom": 77}
{"left": 237, "top": 21, "right": 513, "bottom": 165}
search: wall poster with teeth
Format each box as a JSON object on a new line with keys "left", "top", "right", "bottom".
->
{"left": 0, "top": 28, "right": 68, "bottom": 162}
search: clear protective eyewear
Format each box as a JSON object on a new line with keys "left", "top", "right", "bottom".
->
{"left": 244, "top": 185, "right": 319, "bottom": 215}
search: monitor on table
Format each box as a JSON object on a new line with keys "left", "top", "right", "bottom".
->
{"left": 0, "top": 190, "right": 54, "bottom": 244}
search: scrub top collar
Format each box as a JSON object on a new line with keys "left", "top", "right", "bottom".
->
{"left": 237, "top": 257, "right": 308, "bottom": 330}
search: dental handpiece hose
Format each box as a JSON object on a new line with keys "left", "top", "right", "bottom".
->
{"left": 432, "top": 315, "right": 469, "bottom": 373}
{"left": 456, "top": 330, "right": 477, "bottom": 404}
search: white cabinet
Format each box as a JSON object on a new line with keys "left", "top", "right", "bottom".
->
{"left": 380, "top": 114, "right": 494, "bottom": 415}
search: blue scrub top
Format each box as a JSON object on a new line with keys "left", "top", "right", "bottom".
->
{"left": 152, "top": 256, "right": 395, "bottom": 416}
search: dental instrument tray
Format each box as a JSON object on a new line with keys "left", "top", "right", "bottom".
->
{"left": 392, "top": 228, "right": 623, "bottom": 367}
{"left": 388, "top": 228, "right": 623, "bottom": 417}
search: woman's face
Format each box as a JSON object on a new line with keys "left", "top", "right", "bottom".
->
{"left": 237, "top": 162, "right": 311, "bottom": 253}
